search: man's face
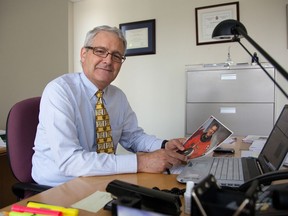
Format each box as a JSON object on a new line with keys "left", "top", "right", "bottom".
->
{"left": 80, "top": 31, "right": 125, "bottom": 90}
{"left": 206, "top": 125, "right": 218, "bottom": 137}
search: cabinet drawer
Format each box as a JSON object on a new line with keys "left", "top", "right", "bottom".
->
{"left": 187, "top": 68, "right": 275, "bottom": 102}
{"left": 186, "top": 103, "right": 274, "bottom": 136}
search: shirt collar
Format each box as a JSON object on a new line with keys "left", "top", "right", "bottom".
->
{"left": 80, "top": 72, "right": 109, "bottom": 99}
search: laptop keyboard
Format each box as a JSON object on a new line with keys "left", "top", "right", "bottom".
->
{"left": 210, "top": 157, "right": 244, "bottom": 181}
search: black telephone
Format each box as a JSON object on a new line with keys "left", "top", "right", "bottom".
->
{"left": 192, "top": 172, "right": 288, "bottom": 216}
{"left": 238, "top": 169, "right": 288, "bottom": 192}
{"left": 236, "top": 170, "right": 288, "bottom": 214}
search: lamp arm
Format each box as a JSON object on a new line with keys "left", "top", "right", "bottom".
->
{"left": 237, "top": 40, "right": 288, "bottom": 100}
{"left": 235, "top": 26, "right": 288, "bottom": 82}
{"left": 235, "top": 26, "right": 288, "bottom": 100}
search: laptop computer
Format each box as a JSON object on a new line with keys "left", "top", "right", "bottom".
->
{"left": 177, "top": 105, "right": 288, "bottom": 187}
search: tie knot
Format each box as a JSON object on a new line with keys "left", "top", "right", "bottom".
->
{"left": 96, "top": 90, "right": 103, "bottom": 99}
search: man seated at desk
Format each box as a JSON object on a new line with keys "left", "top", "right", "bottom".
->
{"left": 32, "top": 25, "right": 187, "bottom": 187}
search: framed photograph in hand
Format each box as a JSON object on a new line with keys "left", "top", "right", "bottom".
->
{"left": 195, "top": 2, "right": 239, "bottom": 45}
{"left": 119, "top": 19, "right": 156, "bottom": 56}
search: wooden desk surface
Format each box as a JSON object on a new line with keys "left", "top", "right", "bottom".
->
{"left": 0, "top": 146, "right": 6, "bottom": 154}
{"left": 0, "top": 137, "right": 249, "bottom": 215}
{"left": 0, "top": 173, "right": 186, "bottom": 215}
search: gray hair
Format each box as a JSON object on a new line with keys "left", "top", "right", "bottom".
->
{"left": 83, "top": 25, "right": 127, "bottom": 52}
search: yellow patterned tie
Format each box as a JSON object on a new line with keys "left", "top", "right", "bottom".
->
{"left": 95, "top": 90, "right": 114, "bottom": 153}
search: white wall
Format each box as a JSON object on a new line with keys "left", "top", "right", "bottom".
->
{"left": 72, "top": 0, "right": 288, "bottom": 139}
{"left": 0, "top": 0, "right": 70, "bottom": 129}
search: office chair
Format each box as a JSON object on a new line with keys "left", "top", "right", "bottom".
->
{"left": 6, "top": 97, "right": 52, "bottom": 200}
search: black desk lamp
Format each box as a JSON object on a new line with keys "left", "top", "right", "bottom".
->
{"left": 212, "top": 19, "right": 288, "bottom": 99}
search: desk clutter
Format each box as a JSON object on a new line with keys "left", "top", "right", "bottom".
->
{"left": 192, "top": 174, "right": 258, "bottom": 216}
{"left": 1, "top": 202, "right": 79, "bottom": 216}
{"left": 106, "top": 179, "right": 182, "bottom": 215}
{"left": 105, "top": 177, "right": 259, "bottom": 216}
{"left": 105, "top": 176, "right": 288, "bottom": 216}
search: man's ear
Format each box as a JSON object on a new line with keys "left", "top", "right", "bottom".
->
{"left": 80, "top": 47, "right": 87, "bottom": 63}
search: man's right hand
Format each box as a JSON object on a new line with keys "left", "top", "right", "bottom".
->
{"left": 136, "top": 149, "right": 187, "bottom": 173}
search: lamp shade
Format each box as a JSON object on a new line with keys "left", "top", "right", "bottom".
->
{"left": 212, "top": 19, "right": 247, "bottom": 40}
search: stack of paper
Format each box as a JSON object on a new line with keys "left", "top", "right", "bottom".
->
{"left": 241, "top": 135, "right": 267, "bottom": 158}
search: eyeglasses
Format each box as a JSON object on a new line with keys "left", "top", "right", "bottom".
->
{"left": 85, "top": 46, "right": 126, "bottom": 63}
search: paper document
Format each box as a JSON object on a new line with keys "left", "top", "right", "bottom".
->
{"left": 242, "top": 135, "right": 267, "bottom": 144}
{"left": 0, "top": 137, "right": 5, "bottom": 147}
{"left": 241, "top": 136, "right": 267, "bottom": 158}
{"left": 71, "top": 191, "right": 113, "bottom": 213}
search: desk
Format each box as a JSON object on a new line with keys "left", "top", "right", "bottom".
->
{"left": 0, "top": 138, "right": 248, "bottom": 215}
{"left": 0, "top": 147, "right": 18, "bottom": 208}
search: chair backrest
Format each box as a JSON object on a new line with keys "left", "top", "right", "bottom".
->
{"left": 6, "top": 97, "right": 41, "bottom": 183}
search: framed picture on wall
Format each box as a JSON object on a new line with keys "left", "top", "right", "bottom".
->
{"left": 195, "top": 2, "right": 239, "bottom": 45}
{"left": 119, "top": 19, "right": 156, "bottom": 56}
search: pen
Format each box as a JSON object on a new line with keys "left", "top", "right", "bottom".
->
{"left": 11, "top": 204, "right": 62, "bottom": 216}
{"left": 27, "top": 202, "right": 78, "bottom": 216}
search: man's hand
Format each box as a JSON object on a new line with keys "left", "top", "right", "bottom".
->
{"left": 136, "top": 139, "right": 187, "bottom": 173}
{"left": 164, "top": 138, "right": 186, "bottom": 151}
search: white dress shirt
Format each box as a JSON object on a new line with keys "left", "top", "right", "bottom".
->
{"left": 32, "top": 72, "right": 162, "bottom": 186}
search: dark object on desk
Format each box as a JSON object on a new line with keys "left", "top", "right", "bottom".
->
{"left": 238, "top": 169, "right": 288, "bottom": 192}
{"left": 192, "top": 174, "right": 258, "bottom": 216}
{"left": 213, "top": 147, "right": 235, "bottom": 154}
{"left": 152, "top": 186, "right": 186, "bottom": 196}
{"left": 254, "top": 183, "right": 288, "bottom": 215}
{"left": 6, "top": 97, "right": 52, "bottom": 200}
{"left": 106, "top": 179, "right": 181, "bottom": 216}
{"left": 273, "top": 188, "right": 288, "bottom": 210}
{"left": 0, "top": 134, "right": 6, "bottom": 143}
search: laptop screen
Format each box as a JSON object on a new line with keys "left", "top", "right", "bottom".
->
{"left": 258, "top": 105, "right": 288, "bottom": 173}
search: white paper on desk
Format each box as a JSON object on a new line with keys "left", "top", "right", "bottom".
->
{"left": 241, "top": 150, "right": 260, "bottom": 158}
{"left": 242, "top": 135, "right": 267, "bottom": 144}
{"left": 0, "top": 137, "right": 6, "bottom": 147}
{"left": 222, "top": 137, "right": 236, "bottom": 144}
{"left": 71, "top": 191, "right": 113, "bottom": 213}
{"left": 0, "top": 130, "right": 5, "bottom": 135}
{"left": 249, "top": 139, "right": 266, "bottom": 151}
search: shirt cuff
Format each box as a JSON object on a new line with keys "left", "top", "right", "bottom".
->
{"left": 115, "top": 154, "right": 137, "bottom": 173}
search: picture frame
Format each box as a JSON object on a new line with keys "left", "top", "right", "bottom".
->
{"left": 195, "top": 2, "right": 239, "bottom": 45}
{"left": 119, "top": 19, "right": 156, "bottom": 56}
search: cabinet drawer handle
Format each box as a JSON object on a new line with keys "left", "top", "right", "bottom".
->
{"left": 220, "top": 107, "right": 236, "bottom": 113}
{"left": 221, "top": 74, "right": 237, "bottom": 80}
